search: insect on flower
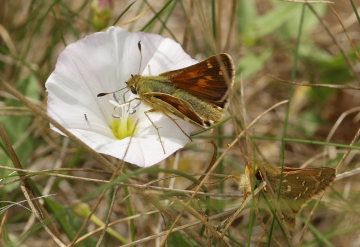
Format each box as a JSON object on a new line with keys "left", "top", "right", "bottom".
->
{"left": 46, "top": 27, "right": 231, "bottom": 167}
{"left": 99, "top": 41, "right": 235, "bottom": 153}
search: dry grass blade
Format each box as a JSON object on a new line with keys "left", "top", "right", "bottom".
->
{"left": 306, "top": 3, "right": 360, "bottom": 83}
{"left": 298, "top": 126, "right": 360, "bottom": 241}
{"left": 0, "top": 124, "right": 65, "bottom": 247}
{"left": 173, "top": 198, "right": 229, "bottom": 246}
{"left": 117, "top": 209, "right": 237, "bottom": 247}
{"left": 280, "top": 0, "right": 333, "bottom": 3}
{"left": 0, "top": 167, "right": 244, "bottom": 198}
{"left": 0, "top": 24, "right": 17, "bottom": 55}
{"left": 335, "top": 126, "right": 360, "bottom": 171}
{"left": 72, "top": 210, "right": 159, "bottom": 246}
{"left": 159, "top": 100, "right": 288, "bottom": 246}
{"left": 69, "top": 127, "right": 135, "bottom": 246}
{"left": 330, "top": 6, "right": 360, "bottom": 60}
{"left": 116, "top": 8, "right": 150, "bottom": 26}
{"left": 335, "top": 167, "right": 360, "bottom": 180}
{"left": 274, "top": 77, "right": 360, "bottom": 90}
{"left": 220, "top": 183, "right": 265, "bottom": 238}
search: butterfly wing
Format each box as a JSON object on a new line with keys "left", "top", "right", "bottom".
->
{"left": 280, "top": 167, "right": 336, "bottom": 200}
{"left": 258, "top": 166, "right": 335, "bottom": 201}
{"left": 160, "top": 54, "right": 234, "bottom": 107}
{"left": 142, "top": 92, "right": 205, "bottom": 126}
{"left": 279, "top": 167, "right": 335, "bottom": 227}
{"left": 257, "top": 164, "right": 336, "bottom": 227}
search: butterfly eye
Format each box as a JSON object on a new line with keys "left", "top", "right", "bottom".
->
{"left": 255, "top": 169, "right": 262, "bottom": 181}
{"left": 130, "top": 86, "right": 137, "bottom": 94}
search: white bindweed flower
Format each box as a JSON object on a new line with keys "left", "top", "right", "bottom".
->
{"left": 46, "top": 27, "right": 200, "bottom": 167}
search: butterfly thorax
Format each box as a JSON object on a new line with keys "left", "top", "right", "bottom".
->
{"left": 126, "top": 74, "right": 160, "bottom": 94}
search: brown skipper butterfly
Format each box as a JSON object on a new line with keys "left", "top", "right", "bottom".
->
{"left": 99, "top": 42, "right": 234, "bottom": 153}
{"left": 255, "top": 162, "right": 336, "bottom": 227}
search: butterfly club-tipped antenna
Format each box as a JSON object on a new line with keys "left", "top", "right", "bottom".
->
{"left": 97, "top": 86, "right": 128, "bottom": 98}
{"left": 137, "top": 41, "right": 143, "bottom": 75}
{"left": 97, "top": 86, "right": 129, "bottom": 104}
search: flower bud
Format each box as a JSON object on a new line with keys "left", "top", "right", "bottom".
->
{"left": 91, "top": 0, "right": 114, "bottom": 31}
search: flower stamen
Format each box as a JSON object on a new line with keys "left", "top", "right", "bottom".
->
{"left": 111, "top": 116, "right": 137, "bottom": 139}
{"left": 111, "top": 105, "right": 138, "bottom": 139}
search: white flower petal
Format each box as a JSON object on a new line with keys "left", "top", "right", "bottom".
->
{"left": 46, "top": 27, "right": 201, "bottom": 167}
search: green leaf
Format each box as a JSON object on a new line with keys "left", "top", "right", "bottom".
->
{"left": 240, "top": 2, "right": 326, "bottom": 42}
{"left": 238, "top": 48, "right": 272, "bottom": 79}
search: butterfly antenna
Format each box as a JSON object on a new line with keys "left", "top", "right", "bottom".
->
{"left": 138, "top": 41, "right": 142, "bottom": 74}
{"left": 97, "top": 86, "right": 127, "bottom": 97}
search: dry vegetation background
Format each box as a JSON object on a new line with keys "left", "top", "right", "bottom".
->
{"left": 1, "top": 0, "right": 360, "bottom": 246}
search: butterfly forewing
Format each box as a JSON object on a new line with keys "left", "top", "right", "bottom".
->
{"left": 258, "top": 165, "right": 335, "bottom": 201}
{"left": 256, "top": 163, "right": 336, "bottom": 227}
{"left": 160, "top": 54, "right": 234, "bottom": 107}
{"left": 280, "top": 168, "right": 336, "bottom": 200}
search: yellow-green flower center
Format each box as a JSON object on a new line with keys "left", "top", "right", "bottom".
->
{"left": 111, "top": 116, "right": 137, "bottom": 140}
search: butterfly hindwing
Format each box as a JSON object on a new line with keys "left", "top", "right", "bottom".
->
{"left": 143, "top": 92, "right": 205, "bottom": 126}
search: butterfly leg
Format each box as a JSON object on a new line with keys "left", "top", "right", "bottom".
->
{"left": 112, "top": 97, "right": 141, "bottom": 107}
{"left": 144, "top": 109, "right": 166, "bottom": 154}
{"left": 162, "top": 112, "right": 192, "bottom": 141}
{"left": 112, "top": 98, "right": 142, "bottom": 118}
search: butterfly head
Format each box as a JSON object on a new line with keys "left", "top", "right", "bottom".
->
{"left": 126, "top": 74, "right": 142, "bottom": 95}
